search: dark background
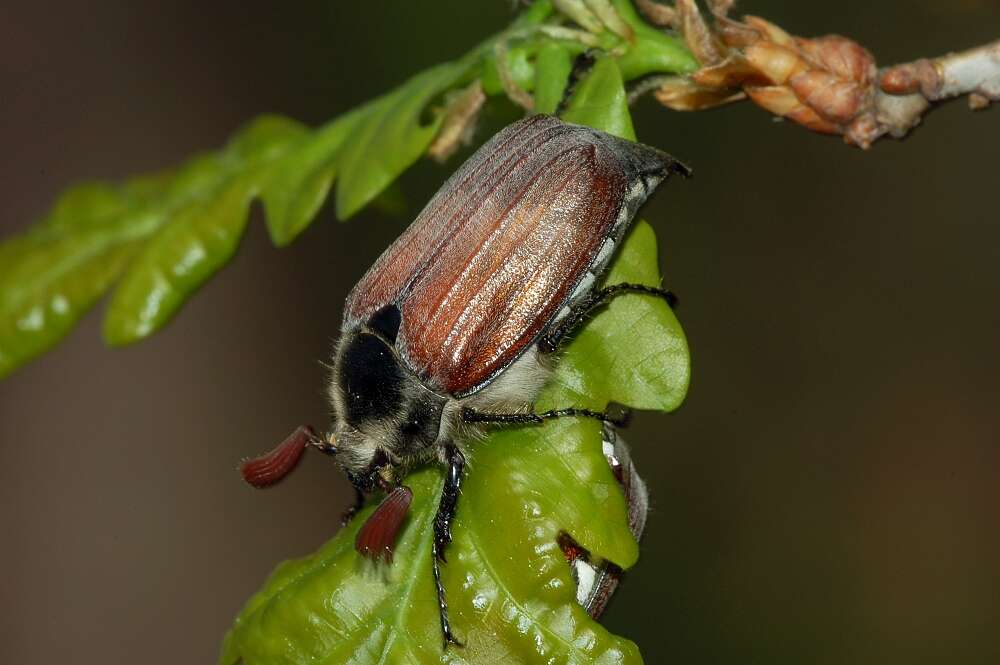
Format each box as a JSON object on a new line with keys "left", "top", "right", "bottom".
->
{"left": 1, "top": 2, "right": 998, "bottom": 663}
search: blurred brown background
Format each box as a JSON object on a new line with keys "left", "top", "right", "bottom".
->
{"left": 1, "top": 2, "right": 998, "bottom": 663}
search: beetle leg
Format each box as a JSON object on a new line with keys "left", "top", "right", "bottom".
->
{"left": 461, "top": 406, "right": 630, "bottom": 427}
{"left": 554, "top": 50, "right": 598, "bottom": 116}
{"left": 432, "top": 443, "right": 465, "bottom": 649}
{"left": 340, "top": 484, "right": 366, "bottom": 526}
{"left": 343, "top": 450, "right": 396, "bottom": 525}
{"left": 539, "top": 282, "right": 678, "bottom": 353}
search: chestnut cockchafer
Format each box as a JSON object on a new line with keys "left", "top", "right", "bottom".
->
{"left": 239, "top": 114, "right": 688, "bottom": 647}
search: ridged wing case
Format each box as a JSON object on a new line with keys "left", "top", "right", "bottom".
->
{"left": 344, "top": 115, "right": 684, "bottom": 396}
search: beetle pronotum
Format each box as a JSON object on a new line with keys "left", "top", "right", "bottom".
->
{"left": 240, "top": 114, "right": 688, "bottom": 646}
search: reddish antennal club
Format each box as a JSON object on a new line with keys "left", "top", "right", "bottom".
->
{"left": 355, "top": 485, "right": 414, "bottom": 563}
{"left": 240, "top": 425, "right": 319, "bottom": 488}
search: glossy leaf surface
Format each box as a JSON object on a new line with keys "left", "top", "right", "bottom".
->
{"left": 533, "top": 42, "right": 574, "bottom": 114}
{"left": 220, "top": 223, "right": 684, "bottom": 665}
{"left": 0, "top": 115, "right": 306, "bottom": 372}
{"left": 221, "top": 46, "right": 690, "bottom": 665}
{"left": 559, "top": 56, "right": 689, "bottom": 411}
{"left": 0, "top": 62, "right": 468, "bottom": 372}
{"left": 0, "top": 0, "right": 696, "bottom": 378}
{"left": 333, "top": 61, "right": 475, "bottom": 221}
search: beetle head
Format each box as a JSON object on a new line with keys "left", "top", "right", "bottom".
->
{"left": 329, "top": 313, "right": 447, "bottom": 478}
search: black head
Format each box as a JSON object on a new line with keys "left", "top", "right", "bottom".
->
{"left": 329, "top": 306, "right": 446, "bottom": 475}
{"left": 337, "top": 331, "right": 405, "bottom": 426}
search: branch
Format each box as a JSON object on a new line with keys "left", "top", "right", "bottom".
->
{"left": 636, "top": 0, "right": 999, "bottom": 148}
{"left": 881, "top": 41, "right": 1000, "bottom": 108}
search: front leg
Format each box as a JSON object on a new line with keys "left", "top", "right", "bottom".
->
{"left": 340, "top": 485, "right": 366, "bottom": 526}
{"left": 432, "top": 443, "right": 465, "bottom": 648}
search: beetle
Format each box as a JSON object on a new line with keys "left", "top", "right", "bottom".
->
{"left": 239, "top": 114, "right": 688, "bottom": 647}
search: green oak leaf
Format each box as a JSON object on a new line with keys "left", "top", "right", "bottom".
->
{"left": 102, "top": 117, "right": 304, "bottom": 344}
{"left": 545, "top": 220, "right": 689, "bottom": 413}
{"left": 333, "top": 60, "right": 476, "bottom": 221}
{"left": 0, "top": 3, "right": 566, "bottom": 378}
{"left": 0, "top": 115, "right": 306, "bottom": 372}
{"left": 561, "top": 55, "right": 636, "bottom": 143}
{"left": 0, "top": 61, "right": 471, "bottom": 372}
{"left": 259, "top": 107, "right": 366, "bottom": 247}
{"left": 220, "top": 218, "right": 685, "bottom": 665}
{"left": 611, "top": 0, "right": 698, "bottom": 80}
{"left": 221, "top": 47, "right": 689, "bottom": 665}
{"left": 0, "top": 0, "right": 699, "bottom": 379}
{"left": 533, "top": 43, "right": 574, "bottom": 115}
{"left": 558, "top": 56, "right": 689, "bottom": 411}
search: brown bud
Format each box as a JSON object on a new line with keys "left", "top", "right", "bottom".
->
{"left": 634, "top": 0, "right": 676, "bottom": 27}
{"left": 428, "top": 81, "right": 487, "bottom": 162}
{"left": 784, "top": 104, "right": 841, "bottom": 135}
{"left": 691, "top": 56, "right": 769, "bottom": 89}
{"left": 706, "top": 0, "right": 735, "bottom": 18}
{"left": 880, "top": 66, "right": 921, "bottom": 95}
{"left": 880, "top": 59, "right": 940, "bottom": 98}
{"left": 650, "top": 10, "right": 898, "bottom": 146}
{"left": 676, "top": 0, "right": 724, "bottom": 65}
{"left": 745, "top": 86, "right": 800, "bottom": 115}
{"left": 798, "top": 36, "right": 875, "bottom": 84}
{"left": 654, "top": 78, "right": 746, "bottom": 111}
{"left": 789, "top": 70, "right": 867, "bottom": 125}
{"left": 715, "top": 15, "right": 762, "bottom": 49}
{"left": 743, "top": 16, "right": 796, "bottom": 48}
{"left": 728, "top": 22, "right": 877, "bottom": 137}
{"left": 969, "top": 92, "right": 991, "bottom": 110}
{"left": 744, "top": 41, "right": 808, "bottom": 85}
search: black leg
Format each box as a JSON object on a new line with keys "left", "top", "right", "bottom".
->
{"left": 342, "top": 449, "right": 395, "bottom": 524}
{"left": 554, "top": 50, "right": 597, "bottom": 117}
{"left": 539, "top": 282, "right": 677, "bottom": 354}
{"left": 461, "top": 406, "right": 630, "bottom": 428}
{"left": 432, "top": 443, "right": 465, "bottom": 649}
{"left": 340, "top": 485, "right": 366, "bottom": 526}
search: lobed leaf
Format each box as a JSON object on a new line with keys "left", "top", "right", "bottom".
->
{"left": 533, "top": 43, "right": 575, "bottom": 114}
{"left": 221, "top": 39, "right": 690, "bottom": 665}
{"left": 3, "top": 6, "right": 698, "bottom": 657}
{"left": 333, "top": 61, "right": 476, "bottom": 221}
{"left": 481, "top": 44, "right": 537, "bottom": 98}
{"left": 0, "top": 64, "right": 470, "bottom": 372}
{"left": 561, "top": 56, "right": 636, "bottom": 142}
{"left": 546, "top": 220, "right": 690, "bottom": 413}
{"left": 259, "top": 108, "right": 366, "bottom": 247}
{"left": 221, "top": 418, "right": 643, "bottom": 664}
{"left": 103, "top": 117, "right": 304, "bottom": 345}
{"left": 0, "top": 0, "right": 698, "bottom": 379}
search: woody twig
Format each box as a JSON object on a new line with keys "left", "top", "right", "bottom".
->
{"left": 637, "top": 0, "right": 999, "bottom": 148}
